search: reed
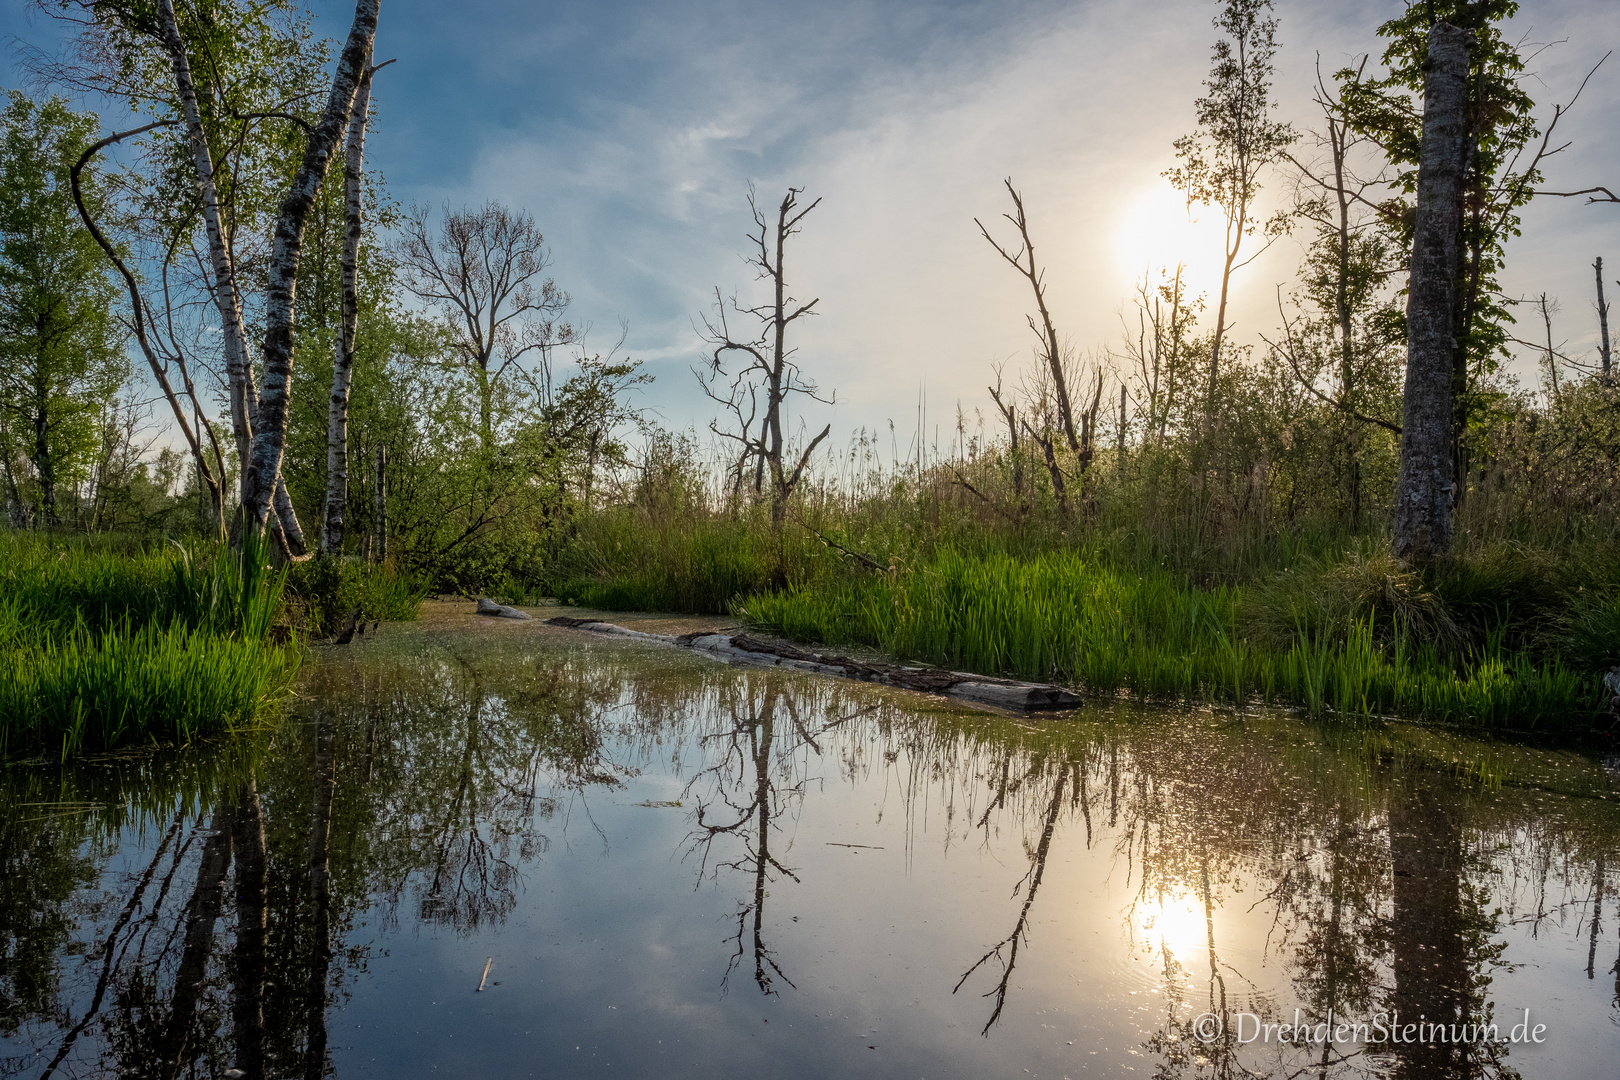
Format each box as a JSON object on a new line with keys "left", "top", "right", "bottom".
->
{"left": 0, "top": 531, "right": 300, "bottom": 758}
{"left": 740, "top": 548, "right": 1606, "bottom": 731}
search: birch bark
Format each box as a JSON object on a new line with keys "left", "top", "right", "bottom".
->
{"left": 1393, "top": 22, "right": 1473, "bottom": 563}
{"left": 323, "top": 67, "right": 375, "bottom": 554}
{"left": 157, "top": 0, "right": 308, "bottom": 550}
{"left": 155, "top": 0, "right": 255, "bottom": 479}
{"left": 245, "top": 0, "right": 380, "bottom": 533}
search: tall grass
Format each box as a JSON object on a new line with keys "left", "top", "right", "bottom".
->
{"left": 285, "top": 555, "right": 428, "bottom": 634}
{"left": 0, "top": 531, "right": 300, "bottom": 758}
{"left": 740, "top": 548, "right": 1606, "bottom": 731}
{"left": 549, "top": 505, "right": 819, "bottom": 613}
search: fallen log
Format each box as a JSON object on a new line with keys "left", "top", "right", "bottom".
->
{"left": 543, "top": 617, "right": 1081, "bottom": 712}
{"left": 476, "top": 597, "right": 532, "bottom": 620}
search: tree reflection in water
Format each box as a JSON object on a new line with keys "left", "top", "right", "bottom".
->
{"left": 685, "top": 680, "right": 821, "bottom": 995}
{"left": 4, "top": 642, "right": 638, "bottom": 1077}
{"left": 1, "top": 635, "right": 1618, "bottom": 1079}
{"left": 954, "top": 757, "right": 1073, "bottom": 1033}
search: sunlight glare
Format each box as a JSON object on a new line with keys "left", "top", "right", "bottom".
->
{"left": 1140, "top": 892, "right": 1209, "bottom": 962}
{"left": 1113, "top": 184, "right": 1228, "bottom": 301}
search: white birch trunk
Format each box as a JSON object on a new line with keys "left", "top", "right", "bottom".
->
{"left": 245, "top": 0, "right": 381, "bottom": 532}
{"left": 156, "top": 0, "right": 256, "bottom": 491}
{"left": 159, "top": 0, "right": 310, "bottom": 550}
{"left": 322, "top": 67, "right": 375, "bottom": 554}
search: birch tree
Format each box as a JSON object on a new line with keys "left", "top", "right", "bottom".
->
{"left": 242, "top": 0, "right": 381, "bottom": 541}
{"left": 322, "top": 61, "right": 384, "bottom": 554}
{"left": 698, "top": 186, "right": 832, "bottom": 526}
{"left": 41, "top": 0, "right": 371, "bottom": 547}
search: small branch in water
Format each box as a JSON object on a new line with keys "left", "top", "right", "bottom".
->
{"left": 476, "top": 957, "right": 493, "bottom": 992}
{"left": 826, "top": 842, "right": 885, "bottom": 849}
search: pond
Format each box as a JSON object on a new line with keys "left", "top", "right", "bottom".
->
{"left": 4, "top": 605, "right": 1619, "bottom": 1079}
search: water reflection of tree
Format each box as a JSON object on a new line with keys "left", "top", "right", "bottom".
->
{"left": 954, "top": 757, "right": 1073, "bottom": 1033}
{"left": 7, "top": 643, "right": 1620, "bottom": 1078}
{"left": 1382, "top": 773, "right": 1514, "bottom": 1080}
{"left": 687, "top": 680, "right": 807, "bottom": 995}
{"left": 7, "top": 640, "right": 641, "bottom": 1077}
{"left": 362, "top": 653, "right": 629, "bottom": 932}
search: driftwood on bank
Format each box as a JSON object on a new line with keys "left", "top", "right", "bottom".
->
{"left": 476, "top": 598, "right": 532, "bottom": 620}
{"left": 544, "top": 616, "right": 1082, "bottom": 712}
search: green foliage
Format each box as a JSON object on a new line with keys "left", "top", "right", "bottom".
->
{"left": 285, "top": 555, "right": 427, "bottom": 635}
{"left": 1557, "top": 592, "right": 1620, "bottom": 673}
{"left": 0, "top": 90, "right": 129, "bottom": 527}
{"left": 740, "top": 547, "right": 1606, "bottom": 731}
{"left": 0, "top": 532, "right": 298, "bottom": 757}
{"left": 0, "top": 620, "right": 294, "bottom": 758}
{"left": 552, "top": 503, "right": 806, "bottom": 615}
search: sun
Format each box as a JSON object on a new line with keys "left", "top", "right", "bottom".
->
{"left": 1138, "top": 891, "right": 1210, "bottom": 962}
{"left": 1113, "top": 183, "right": 1230, "bottom": 301}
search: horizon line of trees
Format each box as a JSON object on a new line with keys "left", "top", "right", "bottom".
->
{"left": 0, "top": 0, "right": 1615, "bottom": 592}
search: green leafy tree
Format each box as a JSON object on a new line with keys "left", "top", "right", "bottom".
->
{"left": 1336, "top": 0, "right": 1543, "bottom": 499}
{"left": 0, "top": 90, "right": 128, "bottom": 526}
{"left": 1164, "top": 0, "right": 1296, "bottom": 422}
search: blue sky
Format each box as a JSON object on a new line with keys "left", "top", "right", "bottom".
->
{"left": 6, "top": 0, "right": 1617, "bottom": 455}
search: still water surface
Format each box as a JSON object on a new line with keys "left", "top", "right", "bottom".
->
{"left": 3, "top": 607, "right": 1619, "bottom": 1078}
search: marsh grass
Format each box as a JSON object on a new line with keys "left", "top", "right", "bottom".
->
{"left": 549, "top": 507, "right": 816, "bottom": 614}
{"left": 740, "top": 548, "right": 1606, "bottom": 731}
{"left": 285, "top": 556, "right": 428, "bottom": 635}
{"left": 0, "top": 531, "right": 299, "bottom": 758}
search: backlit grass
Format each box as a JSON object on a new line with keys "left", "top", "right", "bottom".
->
{"left": 739, "top": 548, "right": 1606, "bottom": 731}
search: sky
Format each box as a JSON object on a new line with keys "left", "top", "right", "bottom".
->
{"left": 4, "top": 0, "right": 1618, "bottom": 456}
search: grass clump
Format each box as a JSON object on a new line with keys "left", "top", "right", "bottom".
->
{"left": 285, "top": 556, "right": 428, "bottom": 635}
{"left": 0, "top": 531, "right": 299, "bottom": 758}
{"left": 549, "top": 505, "right": 815, "bottom": 614}
{"left": 740, "top": 547, "right": 1608, "bottom": 732}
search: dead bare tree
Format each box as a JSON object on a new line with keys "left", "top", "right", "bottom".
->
{"left": 977, "top": 179, "right": 1080, "bottom": 454}
{"left": 698, "top": 186, "right": 832, "bottom": 526}
{"left": 1596, "top": 256, "right": 1613, "bottom": 383}
{"left": 396, "top": 202, "right": 574, "bottom": 452}
{"left": 988, "top": 366, "right": 1025, "bottom": 506}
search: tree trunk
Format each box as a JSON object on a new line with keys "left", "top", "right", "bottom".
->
{"left": 323, "top": 67, "right": 375, "bottom": 554}
{"left": 373, "top": 445, "right": 387, "bottom": 564}
{"left": 1116, "top": 383, "right": 1126, "bottom": 486}
{"left": 29, "top": 369, "right": 55, "bottom": 525}
{"left": 1393, "top": 22, "right": 1473, "bottom": 564}
{"left": 245, "top": 0, "right": 380, "bottom": 533}
{"left": 231, "top": 779, "right": 268, "bottom": 1080}
{"left": 1596, "top": 256, "right": 1612, "bottom": 383}
{"left": 156, "top": 0, "right": 257, "bottom": 498}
